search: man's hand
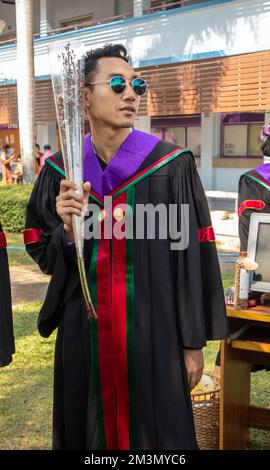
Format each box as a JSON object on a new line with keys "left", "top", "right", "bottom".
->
{"left": 56, "top": 180, "right": 91, "bottom": 242}
{"left": 183, "top": 349, "right": 204, "bottom": 390}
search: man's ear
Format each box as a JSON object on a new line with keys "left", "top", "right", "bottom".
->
{"left": 84, "top": 87, "right": 92, "bottom": 108}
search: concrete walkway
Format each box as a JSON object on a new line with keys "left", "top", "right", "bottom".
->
{"left": 10, "top": 265, "right": 50, "bottom": 306}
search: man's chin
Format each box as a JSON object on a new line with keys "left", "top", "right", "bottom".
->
{"left": 112, "top": 123, "right": 134, "bottom": 130}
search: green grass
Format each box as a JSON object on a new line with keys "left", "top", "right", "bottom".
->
{"left": 0, "top": 271, "right": 269, "bottom": 450}
{"left": 0, "top": 303, "right": 55, "bottom": 450}
{"left": 6, "top": 232, "right": 34, "bottom": 267}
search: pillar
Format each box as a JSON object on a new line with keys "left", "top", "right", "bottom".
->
{"left": 134, "top": 115, "right": 151, "bottom": 133}
{"left": 133, "top": 0, "right": 150, "bottom": 17}
{"left": 200, "top": 113, "right": 221, "bottom": 190}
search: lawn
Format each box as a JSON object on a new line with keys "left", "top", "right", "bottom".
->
{"left": 0, "top": 272, "right": 269, "bottom": 450}
{"left": 0, "top": 303, "right": 55, "bottom": 450}
{"left": 6, "top": 232, "right": 34, "bottom": 267}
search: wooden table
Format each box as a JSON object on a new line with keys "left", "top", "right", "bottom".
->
{"left": 220, "top": 305, "right": 270, "bottom": 449}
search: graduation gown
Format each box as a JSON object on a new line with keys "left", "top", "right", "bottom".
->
{"left": 238, "top": 163, "right": 270, "bottom": 252}
{"left": 24, "top": 130, "right": 228, "bottom": 450}
{"left": 0, "top": 222, "right": 15, "bottom": 367}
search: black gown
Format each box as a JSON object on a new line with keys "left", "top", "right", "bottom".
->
{"left": 0, "top": 222, "right": 15, "bottom": 367}
{"left": 25, "top": 139, "right": 228, "bottom": 450}
{"left": 215, "top": 164, "right": 270, "bottom": 368}
{"left": 238, "top": 167, "right": 270, "bottom": 252}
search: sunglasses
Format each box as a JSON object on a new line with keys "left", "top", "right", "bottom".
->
{"left": 86, "top": 75, "right": 147, "bottom": 96}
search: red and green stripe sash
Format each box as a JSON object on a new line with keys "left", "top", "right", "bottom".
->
{"left": 89, "top": 188, "right": 135, "bottom": 450}
{"left": 46, "top": 148, "right": 191, "bottom": 206}
{"left": 245, "top": 172, "right": 270, "bottom": 191}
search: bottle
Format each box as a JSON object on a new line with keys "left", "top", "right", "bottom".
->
{"left": 234, "top": 252, "right": 249, "bottom": 310}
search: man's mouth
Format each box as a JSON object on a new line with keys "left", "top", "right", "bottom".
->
{"left": 120, "top": 106, "right": 136, "bottom": 114}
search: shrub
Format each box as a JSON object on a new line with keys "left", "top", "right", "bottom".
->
{"left": 0, "top": 183, "right": 33, "bottom": 233}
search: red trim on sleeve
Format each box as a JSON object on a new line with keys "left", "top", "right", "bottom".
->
{"left": 198, "top": 226, "right": 215, "bottom": 243}
{"left": 23, "top": 228, "right": 44, "bottom": 245}
{"left": 238, "top": 199, "right": 265, "bottom": 218}
{"left": 0, "top": 232, "right": 7, "bottom": 249}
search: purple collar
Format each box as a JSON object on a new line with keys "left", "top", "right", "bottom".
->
{"left": 255, "top": 163, "right": 270, "bottom": 185}
{"left": 84, "top": 130, "right": 159, "bottom": 196}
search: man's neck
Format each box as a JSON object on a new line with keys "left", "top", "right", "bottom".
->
{"left": 90, "top": 125, "right": 132, "bottom": 164}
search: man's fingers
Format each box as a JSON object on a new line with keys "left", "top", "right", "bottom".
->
{"left": 189, "top": 370, "right": 203, "bottom": 390}
{"left": 83, "top": 181, "right": 91, "bottom": 193}
{"left": 57, "top": 189, "right": 84, "bottom": 203}
{"left": 57, "top": 199, "right": 84, "bottom": 211}
{"left": 60, "top": 179, "right": 78, "bottom": 193}
{"left": 58, "top": 207, "right": 82, "bottom": 217}
{"left": 83, "top": 182, "right": 91, "bottom": 202}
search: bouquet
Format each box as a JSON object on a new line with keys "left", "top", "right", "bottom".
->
{"left": 49, "top": 41, "right": 96, "bottom": 319}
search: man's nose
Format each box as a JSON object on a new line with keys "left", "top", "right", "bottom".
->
{"left": 122, "top": 82, "right": 136, "bottom": 100}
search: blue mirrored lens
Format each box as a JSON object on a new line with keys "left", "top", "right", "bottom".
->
{"left": 110, "top": 76, "right": 126, "bottom": 93}
{"left": 132, "top": 78, "right": 147, "bottom": 96}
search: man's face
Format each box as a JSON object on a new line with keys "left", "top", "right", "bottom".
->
{"left": 85, "top": 57, "right": 141, "bottom": 129}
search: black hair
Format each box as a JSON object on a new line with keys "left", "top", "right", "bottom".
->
{"left": 43, "top": 144, "right": 51, "bottom": 150}
{"left": 3, "top": 144, "right": 10, "bottom": 150}
{"left": 261, "top": 135, "right": 270, "bottom": 157}
{"left": 85, "top": 44, "right": 131, "bottom": 84}
{"left": 35, "top": 143, "right": 40, "bottom": 149}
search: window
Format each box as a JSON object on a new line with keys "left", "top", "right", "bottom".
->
{"left": 151, "top": 125, "right": 201, "bottom": 157}
{"left": 223, "top": 123, "right": 263, "bottom": 157}
{"left": 187, "top": 126, "right": 201, "bottom": 157}
{"left": 248, "top": 124, "right": 262, "bottom": 156}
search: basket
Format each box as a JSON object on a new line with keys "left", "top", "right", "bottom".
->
{"left": 191, "top": 372, "right": 220, "bottom": 450}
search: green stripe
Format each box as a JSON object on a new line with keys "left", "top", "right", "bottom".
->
{"left": 246, "top": 173, "right": 270, "bottom": 191}
{"left": 47, "top": 148, "right": 189, "bottom": 205}
{"left": 46, "top": 158, "right": 66, "bottom": 176}
{"left": 47, "top": 158, "right": 103, "bottom": 205}
{"left": 89, "top": 236, "right": 106, "bottom": 449}
{"left": 89, "top": 193, "right": 104, "bottom": 206}
{"left": 112, "top": 149, "right": 191, "bottom": 200}
{"left": 126, "top": 187, "right": 136, "bottom": 448}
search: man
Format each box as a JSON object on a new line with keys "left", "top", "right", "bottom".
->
{"left": 215, "top": 124, "right": 270, "bottom": 372}
{"left": 0, "top": 221, "right": 15, "bottom": 367}
{"left": 35, "top": 143, "right": 43, "bottom": 175}
{"left": 24, "top": 44, "right": 228, "bottom": 450}
{"left": 40, "top": 144, "right": 52, "bottom": 167}
{"left": 238, "top": 124, "right": 270, "bottom": 252}
{"left": 1, "top": 144, "right": 14, "bottom": 184}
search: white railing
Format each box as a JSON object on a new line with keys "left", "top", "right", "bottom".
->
{"left": 0, "top": 1, "right": 216, "bottom": 47}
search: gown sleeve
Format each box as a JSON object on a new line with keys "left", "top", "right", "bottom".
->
{"left": 0, "top": 222, "right": 15, "bottom": 366}
{"left": 169, "top": 152, "right": 228, "bottom": 349}
{"left": 25, "top": 158, "right": 76, "bottom": 337}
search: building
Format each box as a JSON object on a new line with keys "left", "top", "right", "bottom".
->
{"left": 0, "top": 0, "right": 270, "bottom": 191}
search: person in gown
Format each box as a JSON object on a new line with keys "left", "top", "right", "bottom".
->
{"left": 0, "top": 221, "right": 15, "bottom": 367}
{"left": 24, "top": 44, "right": 228, "bottom": 450}
{"left": 215, "top": 124, "right": 270, "bottom": 371}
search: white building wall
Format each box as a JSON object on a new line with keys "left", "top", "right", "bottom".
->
{"left": 0, "top": 1, "right": 40, "bottom": 35}
{"left": 0, "top": 2, "right": 16, "bottom": 35}
{"left": 1, "top": 0, "right": 270, "bottom": 81}
{"left": 213, "top": 168, "right": 249, "bottom": 192}
{"left": 46, "top": 0, "right": 116, "bottom": 27}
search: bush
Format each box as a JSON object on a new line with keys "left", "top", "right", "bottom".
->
{"left": 0, "top": 183, "right": 33, "bottom": 233}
